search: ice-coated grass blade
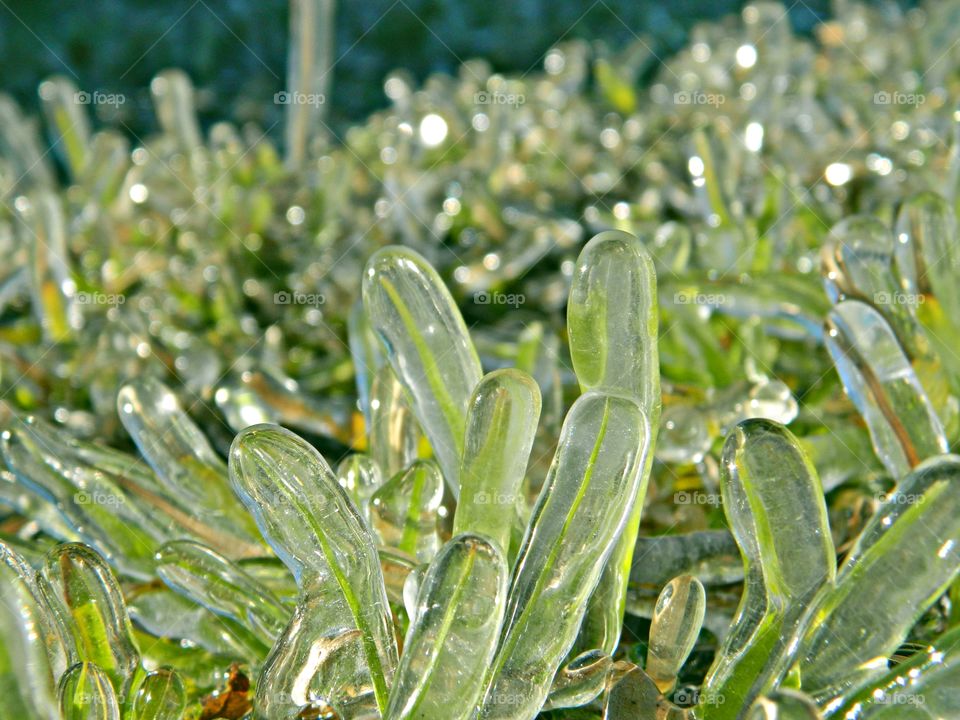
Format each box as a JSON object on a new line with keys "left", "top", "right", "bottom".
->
{"left": 38, "top": 76, "right": 91, "bottom": 179}
{"left": 228, "top": 424, "right": 397, "bottom": 712}
{"left": 824, "top": 300, "right": 947, "bottom": 478}
{"left": 796, "top": 454, "right": 960, "bottom": 701}
{"left": 1, "top": 416, "right": 197, "bottom": 578}
{"left": 568, "top": 229, "right": 659, "bottom": 408}
{"left": 0, "top": 542, "right": 62, "bottom": 720}
{"left": 349, "top": 298, "right": 386, "bottom": 426}
{"left": 603, "top": 663, "right": 660, "bottom": 720}
{"left": 700, "top": 419, "right": 835, "bottom": 718}
{"left": 646, "top": 575, "right": 706, "bottom": 693}
{"left": 58, "top": 662, "right": 120, "bottom": 720}
{"left": 824, "top": 625, "right": 960, "bottom": 718}
{"left": 149, "top": 69, "right": 202, "bottom": 154}
{"left": 821, "top": 217, "right": 918, "bottom": 346}
{"left": 126, "top": 581, "right": 268, "bottom": 661}
{"left": 545, "top": 650, "right": 613, "bottom": 710}
{"left": 454, "top": 368, "right": 541, "bottom": 555}
{"left": 118, "top": 377, "right": 262, "bottom": 552}
{"left": 0, "top": 94, "right": 55, "bottom": 190}
{"left": 630, "top": 530, "right": 743, "bottom": 587}
{"left": 379, "top": 545, "right": 418, "bottom": 609}
{"left": 896, "top": 191, "right": 960, "bottom": 321}
{"left": 386, "top": 534, "right": 508, "bottom": 720}
{"left": 363, "top": 245, "right": 483, "bottom": 495}
{"left": 748, "top": 689, "right": 821, "bottom": 719}
{"left": 370, "top": 460, "right": 444, "bottom": 562}
{"left": 80, "top": 130, "right": 129, "bottom": 206}
{"left": 567, "top": 229, "right": 660, "bottom": 658}
{"left": 40, "top": 544, "right": 141, "bottom": 703}
{"left": 478, "top": 392, "right": 649, "bottom": 719}
{"left": 128, "top": 668, "right": 186, "bottom": 720}
{"left": 369, "top": 364, "right": 422, "bottom": 479}
{"left": 337, "top": 453, "right": 384, "bottom": 524}
{"left": 17, "top": 190, "right": 79, "bottom": 342}
{"left": 285, "top": 0, "right": 335, "bottom": 168}
{"left": 155, "top": 540, "right": 288, "bottom": 643}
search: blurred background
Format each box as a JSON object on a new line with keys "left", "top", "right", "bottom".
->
{"left": 0, "top": 0, "right": 884, "bottom": 134}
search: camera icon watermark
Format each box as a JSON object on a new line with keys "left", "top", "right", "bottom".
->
{"left": 474, "top": 90, "right": 525, "bottom": 108}
{"left": 274, "top": 290, "right": 326, "bottom": 307}
{"left": 673, "top": 90, "right": 725, "bottom": 107}
{"left": 274, "top": 91, "right": 326, "bottom": 107}
{"left": 74, "top": 90, "right": 126, "bottom": 107}
{"left": 474, "top": 291, "right": 525, "bottom": 308}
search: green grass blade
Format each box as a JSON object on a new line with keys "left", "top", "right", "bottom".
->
{"left": 386, "top": 534, "right": 508, "bottom": 720}
{"left": 58, "top": 662, "right": 120, "bottom": 720}
{"left": 478, "top": 392, "right": 649, "bottom": 719}
{"left": 229, "top": 424, "right": 398, "bottom": 713}
{"left": 700, "top": 419, "right": 835, "bottom": 718}
{"left": 454, "top": 368, "right": 541, "bottom": 556}
{"left": 363, "top": 246, "right": 483, "bottom": 495}
{"left": 127, "top": 668, "right": 186, "bottom": 720}
{"left": 40, "top": 544, "right": 141, "bottom": 704}
{"left": 796, "top": 454, "right": 960, "bottom": 702}
{"left": 825, "top": 300, "right": 947, "bottom": 478}
{"left": 567, "top": 230, "right": 660, "bottom": 662}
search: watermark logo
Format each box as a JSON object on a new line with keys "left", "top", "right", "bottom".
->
{"left": 74, "top": 491, "right": 125, "bottom": 508}
{"left": 675, "top": 490, "right": 722, "bottom": 507}
{"left": 673, "top": 687, "right": 725, "bottom": 707}
{"left": 76, "top": 291, "right": 125, "bottom": 306}
{"left": 474, "top": 291, "right": 525, "bottom": 308}
{"left": 873, "top": 291, "right": 925, "bottom": 308}
{"left": 473, "top": 491, "right": 519, "bottom": 506}
{"left": 873, "top": 91, "right": 925, "bottom": 107}
{"left": 483, "top": 692, "right": 526, "bottom": 708}
{"left": 474, "top": 90, "right": 525, "bottom": 107}
{"left": 74, "top": 90, "right": 126, "bottom": 107}
{"left": 674, "top": 291, "right": 727, "bottom": 306}
{"left": 875, "top": 491, "right": 924, "bottom": 505}
{"left": 274, "top": 91, "right": 326, "bottom": 107}
{"left": 871, "top": 692, "right": 925, "bottom": 707}
{"left": 674, "top": 90, "right": 725, "bottom": 107}
{"left": 274, "top": 291, "right": 326, "bottom": 307}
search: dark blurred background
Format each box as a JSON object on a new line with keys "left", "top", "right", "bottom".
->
{"left": 0, "top": 0, "right": 906, "bottom": 135}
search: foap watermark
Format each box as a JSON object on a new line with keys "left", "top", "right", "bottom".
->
{"left": 76, "top": 291, "right": 125, "bottom": 306}
{"left": 873, "top": 291, "right": 924, "bottom": 308}
{"left": 274, "top": 290, "right": 326, "bottom": 307}
{"left": 674, "top": 90, "right": 725, "bottom": 108}
{"left": 274, "top": 91, "right": 326, "bottom": 108}
{"left": 74, "top": 90, "right": 126, "bottom": 107}
{"left": 474, "top": 90, "right": 525, "bottom": 108}
{"left": 473, "top": 491, "right": 520, "bottom": 506}
{"left": 873, "top": 90, "right": 925, "bottom": 107}
{"left": 483, "top": 692, "right": 527, "bottom": 709}
{"left": 875, "top": 491, "right": 924, "bottom": 505}
{"left": 74, "top": 490, "right": 126, "bottom": 508}
{"left": 474, "top": 291, "right": 525, "bottom": 308}
{"left": 673, "top": 687, "right": 726, "bottom": 707}
{"left": 674, "top": 291, "right": 727, "bottom": 307}
{"left": 675, "top": 490, "right": 722, "bottom": 507}
{"left": 871, "top": 692, "right": 925, "bottom": 707}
